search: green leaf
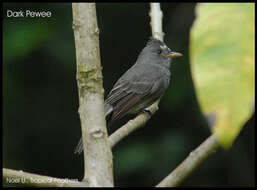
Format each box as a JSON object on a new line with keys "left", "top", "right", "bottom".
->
{"left": 190, "top": 3, "right": 255, "bottom": 148}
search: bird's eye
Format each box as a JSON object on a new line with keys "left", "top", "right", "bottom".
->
{"left": 157, "top": 49, "right": 162, "bottom": 54}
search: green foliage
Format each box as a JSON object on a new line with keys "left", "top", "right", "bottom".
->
{"left": 190, "top": 3, "right": 255, "bottom": 148}
{"left": 3, "top": 21, "right": 54, "bottom": 64}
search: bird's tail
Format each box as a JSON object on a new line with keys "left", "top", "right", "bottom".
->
{"left": 74, "top": 103, "right": 113, "bottom": 154}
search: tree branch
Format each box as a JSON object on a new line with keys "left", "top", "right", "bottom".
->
{"left": 109, "top": 102, "right": 159, "bottom": 148}
{"left": 72, "top": 3, "right": 113, "bottom": 187}
{"left": 2, "top": 168, "right": 87, "bottom": 187}
{"left": 156, "top": 134, "right": 220, "bottom": 187}
{"left": 150, "top": 3, "right": 164, "bottom": 41}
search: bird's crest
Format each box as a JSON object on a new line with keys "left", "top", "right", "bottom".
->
{"left": 146, "top": 37, "right": 165, "bottom": 47}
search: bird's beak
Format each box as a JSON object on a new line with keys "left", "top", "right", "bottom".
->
{"left": 168, "top": 51, "right": 183, "bottom": 58}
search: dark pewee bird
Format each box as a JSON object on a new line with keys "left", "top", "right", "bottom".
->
{"left": 75, "top": 37, "right": 182, "bottom": 154}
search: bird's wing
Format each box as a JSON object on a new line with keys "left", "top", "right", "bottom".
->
{"left": 105, "top": 76, "right": 164, "bottom": 124}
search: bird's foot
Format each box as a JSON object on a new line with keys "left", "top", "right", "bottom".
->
{"left": 142, "top": 109, "right": 152, "bottom": 119}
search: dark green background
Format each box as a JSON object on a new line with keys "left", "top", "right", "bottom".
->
{"left": 3, "top": 3, "right": 255, "bottom": 187}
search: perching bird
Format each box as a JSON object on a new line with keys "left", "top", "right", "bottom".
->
{"left": 74, "top": 37, "right": 182, "bottom": 154}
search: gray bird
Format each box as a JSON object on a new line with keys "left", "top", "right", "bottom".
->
{"left": 74, "top": 37, "right": 182, "bottom": 154}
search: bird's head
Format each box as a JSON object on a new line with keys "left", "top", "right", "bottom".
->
{"left": 145, "top": 37, "right": 183, "bottom": 62}
{"left": 136, "top": 37, "right": 183, "bottom": 69}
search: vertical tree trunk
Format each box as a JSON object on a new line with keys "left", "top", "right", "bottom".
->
{"left": 72, "top": 3, "right": 113, "bottom": 187}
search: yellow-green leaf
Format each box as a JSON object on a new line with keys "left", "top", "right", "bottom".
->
{"left": 190, "top": 3, "right": 255, "bottom": 148}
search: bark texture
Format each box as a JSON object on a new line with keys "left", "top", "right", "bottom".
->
{"left": 72, "top": 3, "right": 113, "bottom": 187}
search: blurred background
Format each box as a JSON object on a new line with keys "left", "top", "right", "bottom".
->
{"left": 3, "top": 3, "right": 255, "bottom": 187}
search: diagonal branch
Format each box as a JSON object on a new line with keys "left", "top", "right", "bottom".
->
{"left": 109, "top": 102, "right": 159, "bottom": 148}
{"left": 156, "top": 134, "right": 220, "bottom": 187}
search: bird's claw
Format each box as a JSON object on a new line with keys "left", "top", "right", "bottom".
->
{"left": 142, "top": 109, "right": 152, "bottom": 119}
